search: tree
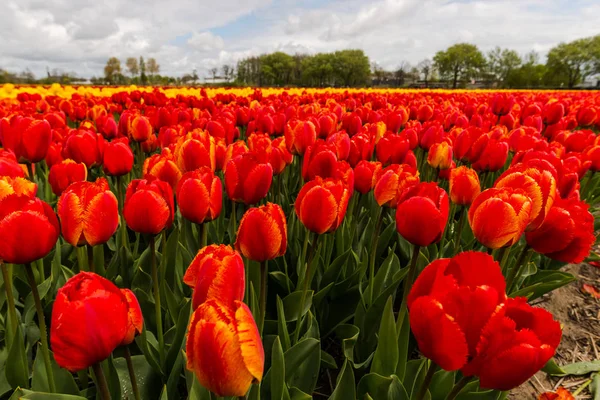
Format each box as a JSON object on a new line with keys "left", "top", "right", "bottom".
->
{"left": 139, "top": 57, "right": 147, "bottom": 85}
{"left": 331, "top": 50, "right": 371, "bottom": 87}
{"left": 126, "top": 57, "right": 139, "bottom": 78}
{"left": 418, "top": 59, "right": 432, "bottom": 87}
{"left": 260, "top": 52, "right": 295, "bottom": 86}
{"left": 487, "top": 47, "right": 521, "bottom": 85}
{"left": 302, "top": 53, "right": 335, "bottom": 87}
{"left": 222, "top": 65, "right": 231, "bottom": 82}
{"left": 192, "top": 69, "right": 199, "bottom": 85}
{"left": 545, "top": 37, "right": 598, "bottom": 88}
{"left": 147, "top": 58, "right": 159, "bottom": 78}
{"left": 433, "top": 43, "right": 486, "bottom": 88}
{"left": 209, "top": 68, "right": 218, "bottom": 82}
{"left": 394, "top": 61, "right": 411, "bottom": 86}
{"left": 104, "top": 57, "right": 122, "bottom": 84}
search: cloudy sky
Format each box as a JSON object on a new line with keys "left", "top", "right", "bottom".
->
{"left": 1, "top": 0, "right": 599, "bottom": 79}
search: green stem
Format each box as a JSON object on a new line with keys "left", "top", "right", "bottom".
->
{"left": 445, "top": 376, "right": 473, "bottom": 400}
{"left": 124, "top": 347, "right": 141, "bottom": 400}
{"left": 87, "top": 245, "right": 95, "bottom": 273}
{"left": 1, "top": 262, "right": 18, "bottom": 348}
{"left": 92, "top": 363, "right": 111, "bottom": 400}
{"left": 453, "top": 207, "right": 466, "bottom": 253}
{"left": 25, "top": 263, "right": 56, "bottom": 393}
{"left": 499, "top": 246, "right": 511, "bottom": 276}
{"left": 294, "top": 234, "right": 319, "bottom": 344}
{"left": 440, "top": 203, "right": 456, "bottom": 255}
{"left": 506, "top": 245, "right": 532, "bottom": 294}
{"left": 396, "top": 244, "right": 421, "bottom": 333}
{"left": 150, "top": 236, "right": 165, "bottom": 367}
{"left": 199, "top": 222, "right": 207, "bottom": 248}
{"left": 26, "top": 163, "right": 35, "bottom": 182}
{"left": 368, "top": 208, "right": 384, "bottom": 306}
{"left": 415, "top": 362, "right": 437, "bottom": 400}
{"left": 299, "top": 228, "right": 310, "bottom": 286}
{"left": 77, "top": 246, "right": 88, "bottom": 272}
{"left": 231, "top": 201, "right": 238, "bottom": 237}
{"left": 259, "top": 260, "right": 268, "bottom": 335}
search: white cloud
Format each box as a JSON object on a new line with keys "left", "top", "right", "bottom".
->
{"left": 0, "top": 0, "right": 599, "bottom": 79}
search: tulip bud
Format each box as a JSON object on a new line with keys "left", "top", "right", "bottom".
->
{"left": 124, "top": 177, "right": 174, "bottom": 235}
{"left": 449, "top": 166, "right": 480, "bottom": 206}
{"left": 236, "top": 203, "right": 287, "bottom": 262}
{"left": 295, "top": 177, "right": 350, "bottom": 234}
{"left": 186, "top": 300, "right": 264, "bottom": 397}
{"left": 176, "top": 167, "right": 222, "bottom": 225}
{"left": 0, "top": 194, "right": 59, "bottom": 264}
{"left": 103, "top": 138, "right": 134, "bottom": 177}
{"left": 395, "top": 182, "right": 449, "bottom": 246}
{"left": 57, "top": 178, "right": 119, "bottom": 247}
{"left": 51, "top": 272, "right": 132, "bottom": 372}
{"left": 468, "top": 187, "right": 532, "bottom": 249}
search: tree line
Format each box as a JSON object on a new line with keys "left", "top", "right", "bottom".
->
{"left": 1, "top": 35, "right": 598, "bottom": 88}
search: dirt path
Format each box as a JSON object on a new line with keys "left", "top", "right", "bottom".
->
{"left": 510, "top": 261, "right": 600, "bottom": 399}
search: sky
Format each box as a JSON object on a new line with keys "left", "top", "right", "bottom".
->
{"left": 1, "top": 0, "right": 599, "bottom": 80}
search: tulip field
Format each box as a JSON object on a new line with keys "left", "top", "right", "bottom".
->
{"left": 0, "top": 84, "right": 599, "bottom": 400}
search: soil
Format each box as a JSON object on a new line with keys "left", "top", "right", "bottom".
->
{"left": 509, "top": 261, "right": 600, "bottom": 399}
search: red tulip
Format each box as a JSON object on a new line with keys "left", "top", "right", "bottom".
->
{"left": 347, "top": 132, "right": 374, "bottom": 167}
{"left": 57, "top": 178, "right": 119, "bottom": 247}
{"left": 468, "top": 188, "right": 532, "bottom": 249}
{"left": 449, "top": 166, "right": 480, "bottom": 206}
{"left": 0, "top": 116, "right": 52, "bottom": 163}
{"left": 174, "top": 131, "right": 216, "bottom": 173}
{"left": 0, "top": 194, "right": 59, "bottom": 264}
{"left": 284, "top": 120, "right": 317, "bottom": 155}
{"left": 462, "top": 297, "right": 561, "bottom": 390}
{"left": 376, "top": 132, "right": 410, "bottom": 166}
{"left": 543, "top": 102, "right": 565, "bottom": 125}
{"left": 408, "top": 251, "right": 506, "bottom": 370}
{"left": 471, "top": 134, "right": 509, "bottom": 172}
{"left": 576, "top": 106, "right": 597, "bottom": 127}
{"left": 490, "top": 94, "right": 515, "bottom": 116}
{"left": 295, "top": 177, "right": 350, "bottom": 234}
{"left": 63, "top": 129, "right": 105, "bottom": 168}
{"left": 183, "top": 245, "right": 245, "bottom": 309}
{"left": 120, "top": 288, "right": 144, "bottom": 346}
{"left": 302, "top": 140, "right": 338, "bottom": 181}
{"left": 176, "top": 167, "right": 222, "bottom": 225}
{"left": 124, "top": 177, "right": 174, "bottom": 235}
{"left": 0, "top": 149, "right": 26, "bottom": 178}
{"left": 353, "top": 160, "right": 382, "bottom": 194}
{"left": 103, "top": 137, "right": 134, "bottom": 176}
{"left": 235, "top": 203, "right": 287, "bottom": 262}
{"left": 225, "top": 152, "right": 273, "bottom": 205}
{"left": 525, "top": 196, "right": 595, "bottom": 263}
{"left": 51, "top": 272, "right": 130, "bottom": 372}
{"left": 186, "top": 300, "right": 264, "bottom": 397}
{"left": 129, "top": 115, "right": 153, "bottom": 142}
{"left": 427, "top": 141, "right": 453, "bottom": 170}
{"left": 395, "top": 182, "right": 449, "bottom": 246}
{"left": 373, "top": 164, "right": 420, "bottom": 208}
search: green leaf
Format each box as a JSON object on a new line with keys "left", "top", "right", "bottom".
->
{"left": 288, "top": 387, "right": 312, "bottom": 400}
{"left": 321, "top": 350, "right": 338, "bottom": 369}
{"left": 590, "top": 373, "right": 600, "bottom": 400}
{"left": 10, "top": 389, "right": 86, "bottom": 400}
{"left": 104, "top": 357, "right": 122, "bottom": 400}
{"left": 31, "top": 346, "right": 79, "bottom": 395}
{"left": 388, "top": 375, "right": 409, "bottom": 400}
{"left": 166, "top": 299, "right": 191, "bottom": 372}
{"left": 276, "top": 296, "right": 292, "bottom": 352}
{"left": 136, "top": 326, "right": 163, "bottom": 376}
{"left": 395, "top": 305, "right": 411, "bottom": 380}
{"left": 371, "top": 296, "right": 398, "bottom": 377}
{"left": 271, "top": 337, "right": 286, "bottom": 400}
{"left": 282, "top": 290, "right": 313, "bottom": 322}
{"left": 429, "top": 370, "right": 455, "bottom": 400}
{"left": 288, "top": 314, "right": 321, "bottom": 394}
{"left": 284, "top": 338, "right": 320, "bottom": 383}
{"left": 542, "top": 359, "right": 566, "bottom": 375}
{"left": 511, "top": 271, "right": 576, "bottom": 301}
{"left": 6, "top": 324, "right": 29, "bottom": 389}
{"left": 329, "top": 359, "right": 356, "bottom": 400}
{"left": 549, "top": 361, "right": 600, "bottom": 376}
{"left": 166, "top": 350, "right": 184, "bottom": 400}
{"left": 358, "top": 373, "right": 408, "bottom": 400}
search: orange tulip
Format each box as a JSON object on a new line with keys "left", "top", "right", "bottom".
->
{"left": 143, "top": 148, "right": 182, "bottom": 190}
{"left": 124, "top": 177, "right": 174, "bottom": 235}
{"left": 427, "top": 141, "right": 453, "bottom": 170}
{"left": 494, "top": 162, "right": 557, "bottom": 229}
{"left": 186, "top": 300, "right": 264, "bottom": 397}
{"left": 449, "top": 166, "right": 480, "bottom": 205}
{"left": 468, "top": 188, "right": 532, "bottom": 249}
{"left": 0, "top": 176, "right": 37, "bottom": 201}
{"left": 183, "top": 244, "right": 245, "bottom": 309}
{"left": 174, "top": 131, "right": 216, "bottom": 173}
{"left": 295, "top": 177, "right": 350, "bottom": 234}
{"left": 48, "top": 159, "right": 87, "bottom": 196}
{"left": 373, "top": 164, "right": 420, "bottom": 208}
{"left": 235, "top": 203, "right": 287, "bottom": 262}
{"left": 129, "top": 115, "right": 153, "bottom": 142}
{"left": 57, "top": 178, "right": 119, "bottom": 247}
{"left": 284, "top": 120, "right": 317, "bottom": 155}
